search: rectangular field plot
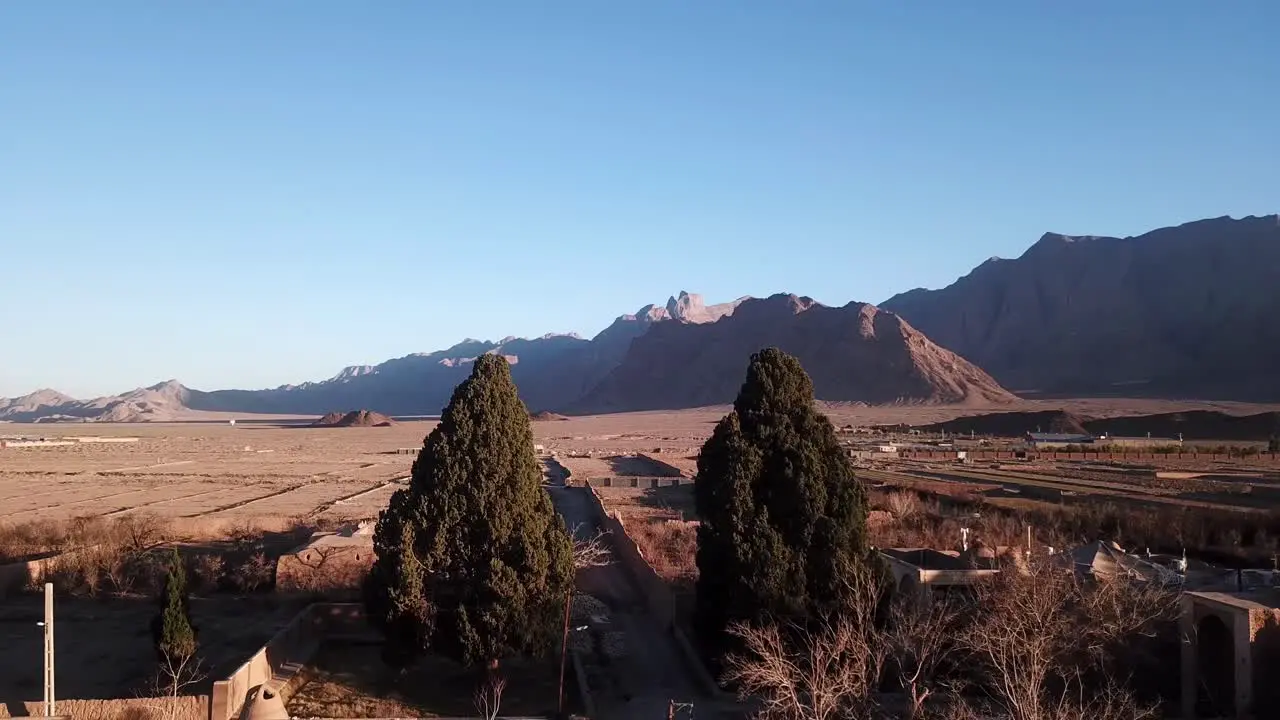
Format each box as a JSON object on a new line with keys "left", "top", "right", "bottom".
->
{"left": 0, "top": 478, "right": 197, "bottom": 520}
{"left": 207, "top": 481, "right": 381, "bottom": 519}
{"left": 317, "top": 481, "right": 401, "bottom": 520}
{"left": 116, "top": 484, "right": 285, "bottom": 518}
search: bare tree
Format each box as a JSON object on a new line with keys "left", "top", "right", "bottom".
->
{"left": 147, "top": 653, "right": 206, "bottom": 720}
{"left": 721, "top": 565, "right": 887, "bottom": 720}
{"left": 959, "top": 555, "right": 1175, "bottom": 720}
{"left": 884, "top": 591, "right": 965, "bottom": 719}
{"left": 570, "top": 523, "right": 610, "bottom": 570}
{"left": 473, "top": 672, "right": 507, "bottom": 720}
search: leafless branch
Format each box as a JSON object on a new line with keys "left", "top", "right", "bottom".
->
{"left": 723, "top": 564, "right": 888, "bottom": 720}
{"left": 144, "top": 652, "right": 205, "bottom": 720}
{"left": 960, "top": 554, "right": 1176, "bottom": 720}
{"left": 473, "top": 672, "right": 507, "bottom": 720}
{"left": 571, "top": 523, "right": 610, "bottom": 570}
{"left": 885, "top": 591, "right": 965, "bottom": 719}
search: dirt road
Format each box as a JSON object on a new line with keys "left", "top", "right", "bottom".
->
{"left": 545, "top": 473, "right": 720, "bottom": 720}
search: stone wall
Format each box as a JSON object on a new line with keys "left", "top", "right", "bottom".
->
{"left": 275, "top": 544, "right": 373, "bottom": 594}
{"left": 580, "top": 482, "right": 721, "bottom": 697}
{"left": 0, "top": 548, "right": 93, "bottom": 598}
{"left": 582, "top": 483, "right": 675, "bottom": 627}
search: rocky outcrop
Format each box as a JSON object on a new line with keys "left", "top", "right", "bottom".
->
{"left": 565, "top": 295, "right": 1016, "bottom": 413}
{"left": 882, "top": 215, "right": 1280, "bottom": 401}
{"left": 311, "top": 410, "right": 395, "bottom": 427}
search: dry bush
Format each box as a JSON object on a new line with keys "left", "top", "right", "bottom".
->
{"left": 628, "top": 518, "right": 697, "bottom": 581}
{"left": 0, "top": 517, "right": 71, "bottom": 562}
{"left": 883, "top": 592, "right": 966, "bottom": 719}
{"left": 115, "top": 707, "right": 162, "bottom": 720}
{"left": 188, "top": 553, "right": 226, "bottom": 592}
{"left": 885, "top": 490, "right": 923, "bottom": 520}
{"left": 722, "top": 565, "right": 887, "bottom": 720}
{"left": 25, "top": 514, "right": 172, "bottom": 597}
{"left": 226, "top": 519, "right": 266, "bottom": 551}
{"left": 277, "top": 545, "right": 370, "bottom": 594}
{"left": 231, "top": 551, "right": 274, "bottom": 593}
{"left": 473, "top": 673, "right": 507, "bottom": 720}
{"left": 958, "top": 556, "right": 1177, "bottom": 720}
{"left": 571, "top": 524, "right": 610, "bottom": 570}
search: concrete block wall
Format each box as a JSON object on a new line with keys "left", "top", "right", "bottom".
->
{"left": 594, "top": 475, "right": 694, "bottom": 489}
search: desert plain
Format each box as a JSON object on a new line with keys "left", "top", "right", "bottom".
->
{"left": 3, "top": 397, "right": 1279, "bottom": 531}
{"left": 3, "top": 398, "right": 1280, "bottom": 714}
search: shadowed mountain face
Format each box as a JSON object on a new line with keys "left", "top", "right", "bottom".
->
{"left": 881, "top": 215, "right": 1280, "bottom": 401}
{"left": 564, "top": 295, "right": 1015, "bottom": 413}
{"left": 0, "top": 291, "right": 1014, "bottom": 421}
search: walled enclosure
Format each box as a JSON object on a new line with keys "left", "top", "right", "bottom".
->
{"left": 210, "top": 602, "right": 365, "bottom": 720}
{"left": 580, "top": 481, "right": 721, "bottom": 697}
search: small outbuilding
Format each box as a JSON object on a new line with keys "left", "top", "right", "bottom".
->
{"left": 879, "top": 548, "right": 1000, "bottom": 600}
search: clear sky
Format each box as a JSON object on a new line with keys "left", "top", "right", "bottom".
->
{"left": 2, "top": 1, "right": 1276, "bottom": 398}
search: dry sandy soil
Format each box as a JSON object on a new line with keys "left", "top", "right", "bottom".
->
{"left": 2, "top": 397, "right": 1276, "bottom": 532}
{"left": 0, "top": 423, "right": 428, "bottom": 535}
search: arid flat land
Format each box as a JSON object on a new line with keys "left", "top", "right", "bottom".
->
{"left": 0, "top": 423, "right": 432, "bottom": 535}
{"left": 2, "top": 397, "right": 1277, "bottom": 534}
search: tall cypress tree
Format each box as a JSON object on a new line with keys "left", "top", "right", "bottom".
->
{"left": 153, "top": 549, "right": 197, "bottom": 664}
{"left": 365, "top": 353, "right": 574, "bottom": 667}
{"left": 694, "top": 348, "right": 871, "bottom": 659}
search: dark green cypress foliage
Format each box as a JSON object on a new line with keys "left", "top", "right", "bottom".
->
{"left": 153, "top": 548, "right": 197, "bottom": 663}
{"left": 694, "top": 348, "right": 871, "bottom": 659}
{"left": 365, "top": 353, "right": 574, "bottom": 667}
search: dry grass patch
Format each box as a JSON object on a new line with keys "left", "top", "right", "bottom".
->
{"left": 628, "top": 517, "right": 698, "bottom": 582}
{"left": 287, "top": 642, "right": 576, "bottom": 718}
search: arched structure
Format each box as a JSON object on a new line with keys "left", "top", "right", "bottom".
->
{"left": 1181, "top": 590, "right": 1280, "bottom": 718}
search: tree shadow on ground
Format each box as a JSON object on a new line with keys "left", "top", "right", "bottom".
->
{"left": 634, "top": 484, "right": 697, "bottom": 519}
{"left": 286, "top": 640, "right": 580, "bottom": 718}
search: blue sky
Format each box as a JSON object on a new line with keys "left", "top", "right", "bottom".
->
{"left": 2, "top": 1, "right": 1276, "bottom": 398}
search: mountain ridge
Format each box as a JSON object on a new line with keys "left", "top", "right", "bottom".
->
{"left": 0, "top": 291, "right": 1013, "bottom": 421}
{"left": 881, "top": 214, "right": 1280, "bottom": 401}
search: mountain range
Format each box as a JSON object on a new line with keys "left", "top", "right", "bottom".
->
{"left": 2, "top": 214, "right": 1276, "bottom": 422}
{"left": 882, "top": 214, "right": 1280, "bottom": 400}
{"left": 0, "top": 292, "right": 1010, "bottom": 422}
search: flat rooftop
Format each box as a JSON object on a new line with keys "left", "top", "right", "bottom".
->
{"left": 1189, "top": 589, "right": 1280, "bottom": 612}
{"left": 882, "top": 548, "right": 973, "bottom": 571}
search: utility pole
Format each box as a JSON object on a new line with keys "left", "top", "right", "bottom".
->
{"left": 43, "top": 582, "right": 55, "bottom": 716}
{"left": 557, "top": 589, "right": 572, "bottom": 717}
